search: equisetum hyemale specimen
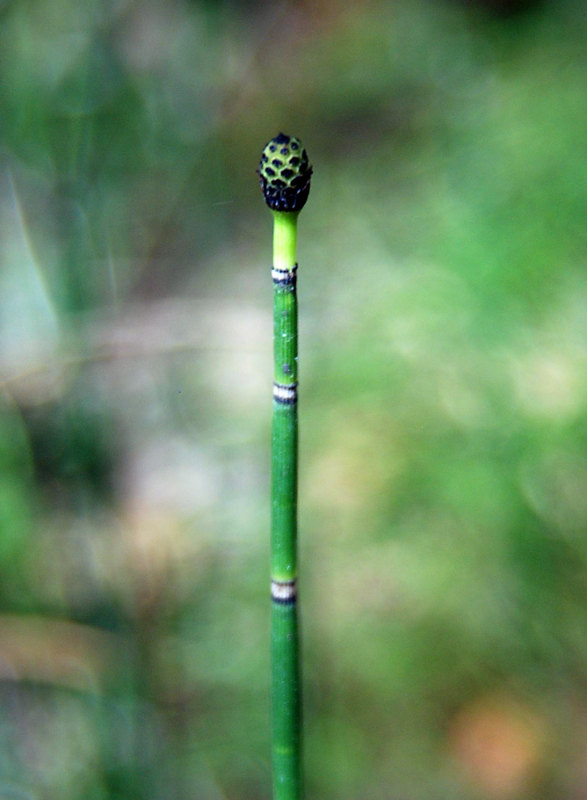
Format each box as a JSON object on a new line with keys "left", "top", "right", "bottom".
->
{"left": 257, "top": 133, "right": 312, "bottom": 800}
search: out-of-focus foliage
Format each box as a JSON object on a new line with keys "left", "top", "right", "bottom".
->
{"left": 0, "top": 1, "right": 586, "bottom": 798}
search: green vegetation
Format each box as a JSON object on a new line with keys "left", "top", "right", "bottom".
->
{"left": 258, "top": 132, "right": 313, "bottom": 800}
{"left": 0, "top": 2, "right": 585, "bottom": 799}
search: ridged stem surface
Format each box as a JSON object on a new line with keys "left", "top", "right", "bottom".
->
{"left": 271, "top": 209, "right": 301, "bottom": 800}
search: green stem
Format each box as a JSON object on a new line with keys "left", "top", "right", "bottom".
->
{"left": 271, "top": 209, "right": 302, "bottom": 800}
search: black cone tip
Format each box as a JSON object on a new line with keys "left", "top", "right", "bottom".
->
{"left": 257, "top": 133, "right": 312, "bottom": 212}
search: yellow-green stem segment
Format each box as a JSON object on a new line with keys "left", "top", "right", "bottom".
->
{"left": 271, "top": 208, "right": 301, "bottom": 800}
{"left": 273, "top": 210, "right": 299, "bottom": 272}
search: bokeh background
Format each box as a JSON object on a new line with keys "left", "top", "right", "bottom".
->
{"left": 1, "top": 0, "right": 586, "bottom": 798}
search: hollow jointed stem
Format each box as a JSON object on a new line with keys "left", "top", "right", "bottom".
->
{"left": 258, "top": 133, "right": 312, "bottom": 800}
{"left": 271, "top": 210, "right": 300, "bottom": 800}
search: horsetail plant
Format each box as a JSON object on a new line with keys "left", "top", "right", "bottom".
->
{"left": 257, "top": 133, "right": 312, "bottom": 800}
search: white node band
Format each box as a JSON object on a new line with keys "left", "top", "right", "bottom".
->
{"left": 271, "top": 579, "right": 297, "bottom": 604}
{"left": 273, "top": 382, "right": 298, "bottom": 404}
{"left": 272, "top": 264, "right": 298, "bottom": 285}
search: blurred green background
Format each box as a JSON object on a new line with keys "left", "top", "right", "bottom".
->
{"left": 0, "top": 0, "right": 586, "bottom": 798}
